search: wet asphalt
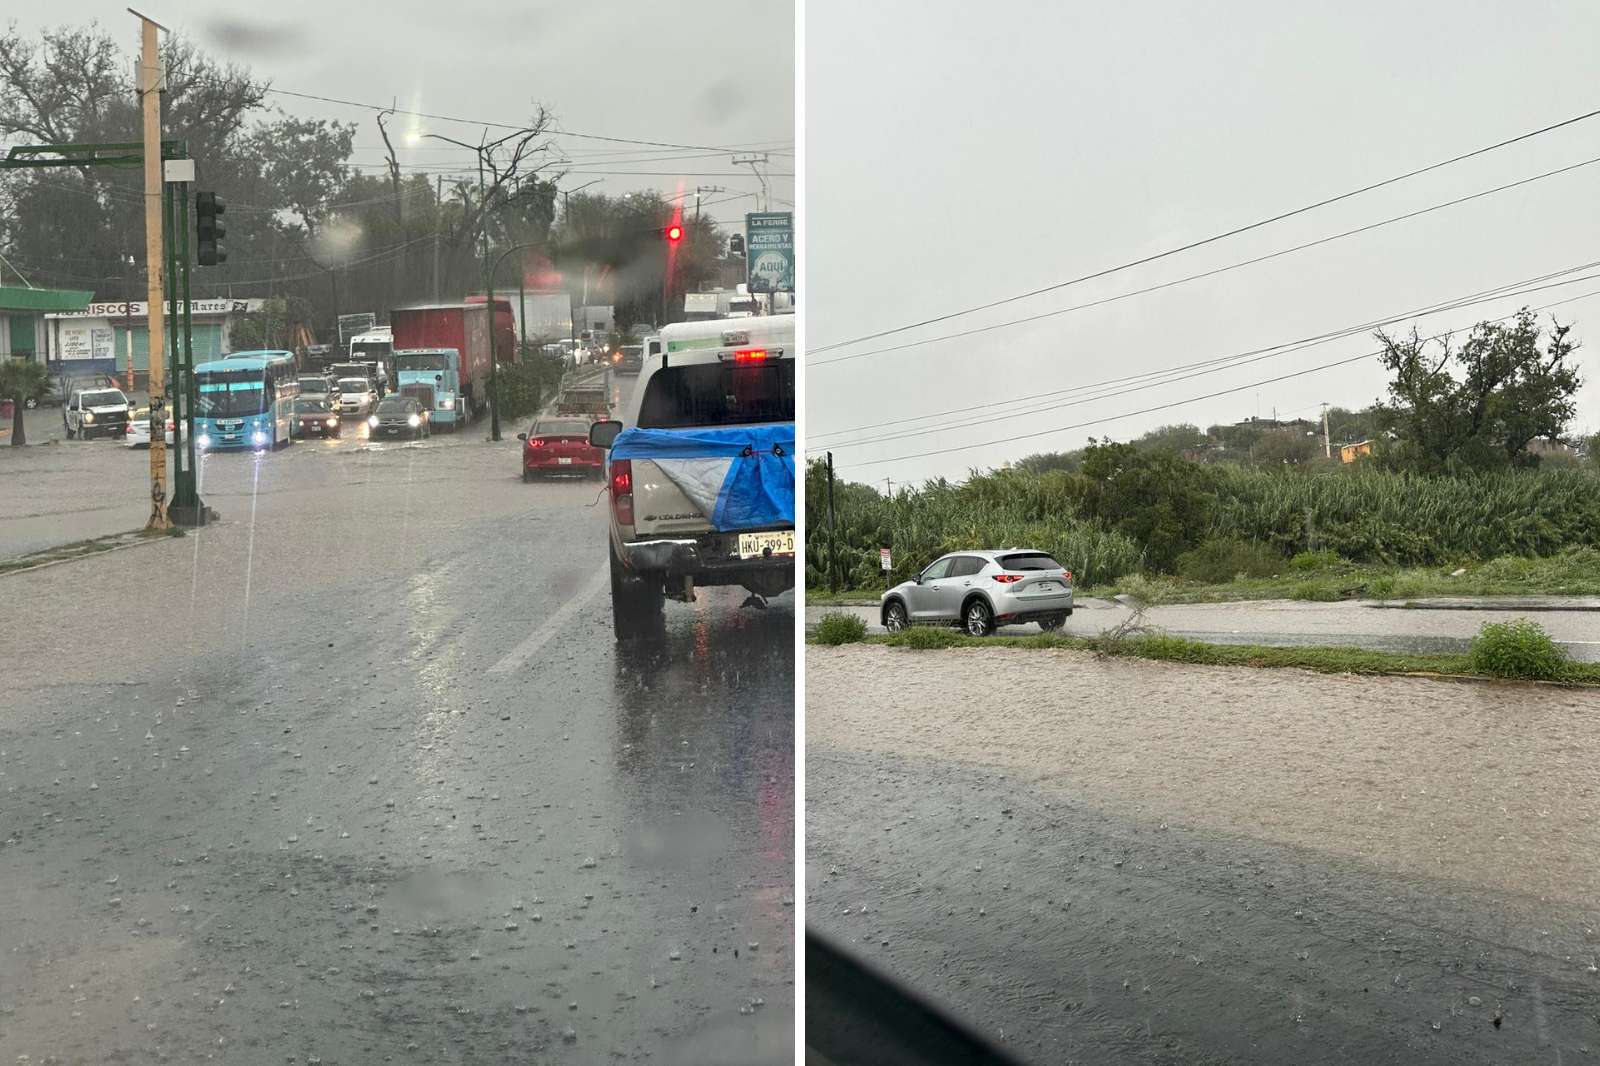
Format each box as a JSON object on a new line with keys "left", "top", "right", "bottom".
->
{"left": 808, "top": 746, "right": 1600, "bottom": 1065}
{"left": 0, "top": 381, "right": 794, "bottom": 1064}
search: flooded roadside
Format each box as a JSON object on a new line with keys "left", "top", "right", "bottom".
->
{"left": 807, "top": 645, "right": 1600, "bottom": 909}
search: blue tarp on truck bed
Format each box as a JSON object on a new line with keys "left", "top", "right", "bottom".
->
{"left": 610, "top": 423, "right": 795, "bottom": 531}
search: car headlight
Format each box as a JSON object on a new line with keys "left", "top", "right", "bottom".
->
{"left": 408, "top": 414, "right": 420, "bottom": 427}
{"left": 83, "top": 412, "right": 95, "bottom": 423}
{"left": 326, "top": 417, "right": 337, "bottom": 426}
{"left": 368, "top": 415, "right": 380, "bottom": 427}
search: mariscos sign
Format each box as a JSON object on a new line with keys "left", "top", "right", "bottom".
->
{"left": 53, "top": 299, "right": 264, "bottom": 319}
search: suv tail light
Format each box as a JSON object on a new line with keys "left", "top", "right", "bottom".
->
{"left": 610, "top": 460, "right": 634, "bottom": 526}
{"left": 992, "top": 574, "right": 1023, "bottom": 583}
{"left": 1064, "top": 570, "right": 1073, "bottom": 581}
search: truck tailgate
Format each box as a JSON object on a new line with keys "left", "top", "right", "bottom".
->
{"left": 631, "top": 458, "right": 715, "bottom": 535}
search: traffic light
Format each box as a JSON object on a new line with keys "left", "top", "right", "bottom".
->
{"left": 665, "top": 224, "right": 684, "bottom": 243}
{"left": 195, "top": 191, "right": 227, "bottom": 266}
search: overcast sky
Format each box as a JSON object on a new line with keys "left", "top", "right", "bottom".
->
{"left": 806, "top": 0, "right": 1600, "bottom": 485}
{"left": 8, "top": 2, "right": 793, "bottom": 229}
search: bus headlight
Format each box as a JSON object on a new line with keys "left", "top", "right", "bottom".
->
{"left": 197, "top": 433, "right": 211, "bottom": 449}
{"left": 252, "top": 431, "right": 268, "bottom": 446}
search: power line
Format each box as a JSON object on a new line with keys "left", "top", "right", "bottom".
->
{"left": 261, "top": 85, "right": 788, "bottom": 154}
{"left": 822, "top": 265, "right": 1600, "bottom": 452}
{"left": 810, "top": 257, "right": 1600, "bottom": 445}
{"left": 811, "top": 152, "right": 1600, "bottom": 369}
{"left": 811, "top": 102, "right": 1600, "bottom": 356}
{"left": 831, "top": 288, "right": 1600, "bottom": 471}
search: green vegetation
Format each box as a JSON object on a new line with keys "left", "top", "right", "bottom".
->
{"left": 815, "top": 628, "right": 1600, "bottom": 685}
{"left": 0, "top": 357, "right": 52, "bottom": 446}
{"left": 813, "top": 611, "right": 867, "bottom": 646}
{"left": 1174, "top": 537, "right": 1280, "bottom": 584}
{"left": 1468, "top": 619, "right": 1570, "bottom": 681}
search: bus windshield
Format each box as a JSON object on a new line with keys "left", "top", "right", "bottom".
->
{"left": 197, "top": 371, "right": 268, "bottom": 416}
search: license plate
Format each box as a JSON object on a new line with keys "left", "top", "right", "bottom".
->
{"left": 738, "top": 530, "right": 795, "bottom": 559}
{"left": 557, "top": 457, "right": 573, "bottom": 465}
{"left": 1035, "top": 582, "right": 1059, "bottom": 591}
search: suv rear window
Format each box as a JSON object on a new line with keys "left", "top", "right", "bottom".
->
{"left": 636, "top": 361, "right": 794, "bottom": 428}
{"left": 998, "top": 552, "right": 1063, "bottom": 571}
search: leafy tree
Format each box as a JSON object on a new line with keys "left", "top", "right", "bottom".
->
{"left": 0, "top": 357, "right": 51, "bottom": 446}
{"left": 1078, "top": 439, "right": 1216, "bottom": 571}
{"left": 1133, "top": 422, "right": 1207, "bottom": 454}
{"left": 1015, "top": 448, "right": 1086, "bottom": 474}
{"left": 1206, "top": 421, "right": 1264, "bottom": 456}
{"left": 1253, "top": 428, "right": 1319, "bottom": 466}
{"left": 1375, "top": 310, "right": 1582, "bottom": 473}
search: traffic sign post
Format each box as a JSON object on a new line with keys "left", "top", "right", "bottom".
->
{"left": 745, "top": 212, "right": 794, "bottom": 297}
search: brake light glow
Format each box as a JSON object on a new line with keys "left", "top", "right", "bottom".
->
{"left": 1064, "top": 571, "right": 1073, "bottom": 581}
{"left": 992, "top": 574, "right": 1023, "bottom": 583}
{"left": 527, "top": 437, "right": 544, "bottom": 448}
{"left": 732, "top": 349, "right": 767, "bottom": 363}
{"left": 610, "top": 460, "right": 634, "bottom": 526}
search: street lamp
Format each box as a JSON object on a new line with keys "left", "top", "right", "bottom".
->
{"left": 417, "top": 128, "right": 537, "bottom": 441}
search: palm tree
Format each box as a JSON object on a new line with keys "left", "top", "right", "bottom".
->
{"left": 0, "top": 357, "right": 52, "bottom": 446}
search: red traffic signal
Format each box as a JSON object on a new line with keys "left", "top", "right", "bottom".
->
{"left": 665, "top": 224, "right": 684, "bottom": 243}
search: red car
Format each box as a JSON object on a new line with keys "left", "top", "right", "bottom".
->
{"left": 518, "top": 417, "right": 604, "bottom": 480}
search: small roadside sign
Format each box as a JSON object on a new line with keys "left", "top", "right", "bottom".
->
{"left": 880, "top": 547, "right": 892, "bottom": 571}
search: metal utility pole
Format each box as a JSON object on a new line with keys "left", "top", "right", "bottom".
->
{"left": 1321, "top": 402, "right": 1331, "bottom": 459}
{"left": 433, "top": 174, "right": 443, "bottom": 302}
{"left": 826, "top": 452, "right": 839, "bottom": 593}
{"left": 134, "top": 8, "right": 169, "bottom": 530}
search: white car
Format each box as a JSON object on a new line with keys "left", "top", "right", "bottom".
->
{"left": 336, "top": 377, "right": 378, "bottom": 417}
{"left": 124, "top": 411, "right": 175, "bottom": 448}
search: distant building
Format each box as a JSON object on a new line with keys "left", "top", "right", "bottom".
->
{"left": 43, "top": 298, "right": 264, "bottom": 389}
{"left": 1339, "top": 440, "right": 1374, "bottom": 463}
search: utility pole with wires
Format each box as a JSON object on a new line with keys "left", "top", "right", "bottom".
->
{"left": 882, "top": 477, "right": 896, "bottom": 588}
{"left": 732, "top": 153, "right": 770, "bottom": 210}
{"left": 693, "top": 185, "right": 726, "bottom": 222}
{"left": 1321, "top": 402, "right": 1332, "bottom": 459}
{"left": 825, "top": 452, "right": 839, "bottom": 593}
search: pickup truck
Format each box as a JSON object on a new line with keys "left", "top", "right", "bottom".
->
{"left": 588, "top": 315, "right": 796, "bottom": 639}
{"left": 555, "top": 386, "right": 610, "bottom": 419}
{"left": 64, "top": 386, "right": 133, "bottom": 440}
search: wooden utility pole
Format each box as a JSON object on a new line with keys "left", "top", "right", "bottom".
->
{"left": 134, "top": 8, "right": 169, "bottom": 529}
{"left": 825, "top": 452, "right": 838, "bottom": 592}
{"left": 1321, "top": 402, "right": 1332, "bottom": 459}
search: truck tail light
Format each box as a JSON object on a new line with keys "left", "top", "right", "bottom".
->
{"left": 610, "top": 460, "right": 634, "bottom": 526}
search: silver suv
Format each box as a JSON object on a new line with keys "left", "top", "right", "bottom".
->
{"left": 881, "top": 549, "right": 1074, "bottom": 636}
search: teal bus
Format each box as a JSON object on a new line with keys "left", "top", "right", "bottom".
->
{"left": 194, "top": 355, "right": 300, "bottom": 451}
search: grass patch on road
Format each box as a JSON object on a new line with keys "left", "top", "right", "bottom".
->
{"left": 810, "top": 628, "right": 1600, "bottom": 686}
{"left": 0, "top": 527, "right": 178, "bottom": 577}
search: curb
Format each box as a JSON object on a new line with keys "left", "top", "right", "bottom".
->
{"left": 1366, "top": 599, "right": 1600, "bottom": 613}
{"left": 0, "top": 529, "right": 182, "bottom": 579}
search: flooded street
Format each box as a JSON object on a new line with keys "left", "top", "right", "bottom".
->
{"left": 0, "top": 421, "right": 794, "bottom": 1064}
{"left": 807, "top": 645, "right": 1600, "bottom": 1064}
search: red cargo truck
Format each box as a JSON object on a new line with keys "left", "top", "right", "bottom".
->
{"left": 388, "top": 300, "right": 515, "bottom": 423}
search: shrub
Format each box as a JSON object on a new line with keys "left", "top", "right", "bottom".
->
{"left": 1288, "top": 581, "right": 1344, "bottom": 602}
{"left": 1365, "top": 574, "right": 1397, "bottom": 599}
{"left": 813, "top": 612, "right": 867, "bottom": 646}
{"left": 1289, "top": 548, "right": 1344, "bottom": 571}
{"left": 485, "top": 360, "right": 545, "bottom": 422}
{"left": 1468, "top": 619, "right": 1569, "bottom": 680}
{"left": 1174, "top": 537, "right": 1281, "bottom": 584}
{"left": 1114, "top": 572, "right": 1180, "bottom": 605}
{"left": 890, "top": 626, "right": 963, "bottom": 650}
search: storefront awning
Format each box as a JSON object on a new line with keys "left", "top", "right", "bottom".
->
{"left": 0, "top": 286, "right": 94, "bottom": 313}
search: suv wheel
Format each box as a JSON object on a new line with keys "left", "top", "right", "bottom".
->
{"left": 1039, "top": 614, "right": 1064, "bottom": 632}
{"left": 964, "top": 598, "right": 994, "bottom": 637}
{"left": 609, "top": 542, "right": 664, "bottom": 640}
{"left": 883, "top": 600, "right": 908, "bottom": 632}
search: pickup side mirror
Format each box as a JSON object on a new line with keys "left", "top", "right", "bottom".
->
{"left": 588, "top": 419, "right": 622, "bottom": 450}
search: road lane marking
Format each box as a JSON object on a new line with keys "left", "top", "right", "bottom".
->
{"left": 487, "top": 564, "right": 610, "bottom": 675}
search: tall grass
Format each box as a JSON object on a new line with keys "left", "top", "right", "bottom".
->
{"left": 806, "top": 460, "right": 1600, "bottom": 588}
